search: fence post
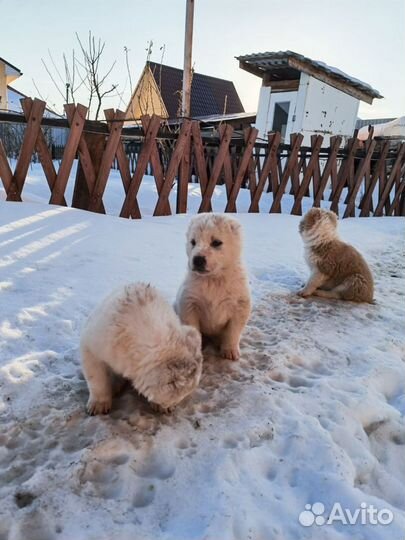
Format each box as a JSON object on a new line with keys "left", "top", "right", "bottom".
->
{"left": 72, "top": 132, "right": 105, "bottom": 210}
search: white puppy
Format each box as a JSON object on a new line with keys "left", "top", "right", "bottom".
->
{"left": 81, "top": 283, "right": 203, "bottom": 415}
{"left": 176, "top": 214, "right": 251, "bottom": 361}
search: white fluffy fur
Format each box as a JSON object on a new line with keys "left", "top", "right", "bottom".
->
{"left": 81, "top": 283, "right": 203, "bottom": 415}
{"left": 176, "top": 214, "right": 251, "bottom": 361}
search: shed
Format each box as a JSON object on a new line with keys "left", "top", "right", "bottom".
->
{"left": 237, "top": 50, "right": 382, "bottom": 145}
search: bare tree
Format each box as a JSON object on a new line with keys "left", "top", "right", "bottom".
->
{"left": 76, "top": 32, "right": 118, "bottom": 120}
{"left": 39, "top": 31, "right": 118, "bottom": 120}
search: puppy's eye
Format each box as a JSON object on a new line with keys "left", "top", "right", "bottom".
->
{"left": 190, "top": 239, "right": 196, "bottom": 247}
{"left": 211, "top": 239, "right": 222, "bottom": 248}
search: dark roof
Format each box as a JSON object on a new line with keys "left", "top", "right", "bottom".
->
{"left": 148, "top": 61, "right": 244, "bottom": 119}
{"left": 237, "top": 50, "right": 382, "bottom": 101}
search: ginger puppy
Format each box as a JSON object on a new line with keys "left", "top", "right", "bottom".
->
{"left": 176, "top": 214, "right": 251, "bottom": 361}
{"left": 81, "top": 283, "right": 203, "bottom": 415}
{"left": 298, "top": 208, "right": 374, "bottom": 302}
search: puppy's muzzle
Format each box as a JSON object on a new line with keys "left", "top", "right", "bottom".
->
{"left": 192, "top": 255, "right": 207, "bottom": 273}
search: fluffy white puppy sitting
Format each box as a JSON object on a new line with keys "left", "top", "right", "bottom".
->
{"left": 81, "top": 283, "right": 203, "bottom": 415}
{"left": 176, "top": 214, "right": 251, "bottom": 361}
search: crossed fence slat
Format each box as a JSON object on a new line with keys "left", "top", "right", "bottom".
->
{"left": 374, "top": 144, "right": 405, "bottom": 216}
{"left": 270, "top": 133, "right": 304, "bottom": 213}
{"left": 291, "top": 135, "right": 323, "bottom": 216}
{"left": 249, "top": 132, "right": 281, "bottom": 213}
{"left": 50, "top": 104, "right": 87, "bottom": 205}
{"left": 199, "top": 124, "right": 233, "bottom": 213}
{"left": 120, "top": 115, "right": 162, "bottom": 218}
{"left": 330, "top": 136, "right": 360, "bottom": 214}
{"left": 7, "top": 99, "right": 46, "bottom": 201}
{"left": 343, "top": 139, "right": 377, "bottom": 218}
{"left": 313, "top": 136, "right": 342, "bottom": 207}
{"left": 154, "top": 120, "right": 192, "bottom": 216}
{"left": 359, "top": 141, "right": 390, "bottom": 217}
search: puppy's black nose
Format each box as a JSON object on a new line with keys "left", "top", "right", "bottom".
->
{"left": 193, "top": 255, "right": 206, "bottom": 271}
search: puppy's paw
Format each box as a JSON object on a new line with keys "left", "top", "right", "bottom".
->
{"left": 297, "top": 288, "right": 311, "bottom": 298}
{"left": 150, "top": 402, "right": 174, "bottom": 414}
{"left": 220, "top": 345, "right": 240, "bottom": 361}
{"left": 86, "top": 397, "right": 112, "bottom": 416}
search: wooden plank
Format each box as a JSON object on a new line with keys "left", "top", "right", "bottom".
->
{"left": 267, "top": 133, "right": 280, "bottom": 194}
{"left": 343, "top": 140, "right": 376, "bottom": 218}
{"left": 359, "top": 141, "right": 389, "bottom": 217}
{"left": 140, "top": 115, "right": 170, "bottom": 215}
{"left": 177, "top": 130, "right": 191, "bottom": 214}
{"left": 289, "top": 134, "right": 301, "bottom": 196}
{"left": 105, "top": 109, "right": 140, "bottom": 218}
{"left": 329, "top": 137, "right": 360, "bottom": 214}
{"left": 245, "top": 128, "right": 257, "bottom": 198}
{"left": 360, "top": 128, "right": 374, "bottom": 212}
{"left": 249, "top": 131, "right": 281, "bottom": 212}
{"left": 218, "top": 124, "right": 234, "bottom": 198}
{"left": 71, "top": 131, "right": 106, "bottom": 213}
{"left": 291, "top": 135, "right": 323, "bottom": 215}
{"left": 65, "top": 104, "right": 98, "bottom": 202}
{"left": 154, "top": 120, "right": 192, "bottom": 216}
{"left": 199, "top": 124, "right": 234, "bottom": 213}
{"left": 50, "top": 103, "right": 87, "bottom": 205}
{"left": 270, "top": 133, "right": 304, "bottom": 213}
{"left": 191, "top": 121, "right": 212, "bottom": 211}
{"left": 311, "top": 135, "right": 321, "bottom": 197}
{"left": 120, "top": 115, "right": 162, "bottom": 218}
{"left": 0, "top": 140, "right": 13, "bottom": 192}
{"left": 225, "top": 127, "right": 258, "bottom": 212}
{"left": 313, "top": 136, "right": 342, "bottom": 207}
{"left": 20, "top": 98, "right": 65, "bottom": 204}
{"left": 7, "top": 99, "right": 46, "bottom": 201}
{"left": 387, "top": 175, "right": 405, "bottom": 216}
{"left": 374, "top": 144, "right": 405, "bottom": 216}
{"left": 88, "top": 109, "right": 126, "bottom": 213}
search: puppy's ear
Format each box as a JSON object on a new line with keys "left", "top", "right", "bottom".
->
{"left": 326, "top": 210, "right": 338, "bottom": 227}
{"left": 228, "top": 219, "right": 241, "bottom": 235}
{"left": 183, "top": 325, "right": 202, "bottom": 352}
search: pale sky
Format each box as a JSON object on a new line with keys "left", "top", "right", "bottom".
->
{"left": 1, "top": 0, "right": 404, "bottom": 119}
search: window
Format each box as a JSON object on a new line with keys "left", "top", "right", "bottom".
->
{"left": 272, "top": 101, "right": 290, "bottom": 138}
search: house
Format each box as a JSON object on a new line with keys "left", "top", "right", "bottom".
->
{"left": 237, "top": 50, "right": 383, "bottom": 145}
{"left": 125, "top": 61, "right": 246, "bottom": 124}
{"left": 0, "top": 56, "right": 67, "bottom": 152}
{"left": 0, "top": 57, "right": 23, "bottom": 111}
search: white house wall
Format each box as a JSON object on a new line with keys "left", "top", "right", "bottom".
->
{"left": 255, "top": 86, "right": 298, "bottom": 141}
{"left": 298, "top": 73, "right": 359, "bottom": 145}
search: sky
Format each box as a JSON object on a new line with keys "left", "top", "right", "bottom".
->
{"left": 1, "top": 0, "right": 404, "bottom": 119}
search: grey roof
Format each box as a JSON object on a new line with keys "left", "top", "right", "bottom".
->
{"left": 236, "top": 50, "right": 382, "bottom": 100}
{"left": 356, "top": 117, "right": 396, "bottom": 129}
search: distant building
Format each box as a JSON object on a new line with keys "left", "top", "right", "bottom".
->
{"left": 0, "top": 57, "right": 23, "bottom": 111}
{"left": 0, "top": 56, "right": 67, "bottom": 151}
{"left": 237, "top": 50, "right": 382, "bottom": 145}
{"left": 125, "top": 61, "right": 246, "bottom": 124}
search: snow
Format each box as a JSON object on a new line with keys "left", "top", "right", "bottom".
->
{"left": 0, "top": 189, "right": 404, "bottom": 539}
{"left": 0, "top": 161, "right": 346, "bottom": 217}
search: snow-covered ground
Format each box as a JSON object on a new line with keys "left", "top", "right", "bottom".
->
{"left": 0, "top": 191, "right": 404, "bottom": 539}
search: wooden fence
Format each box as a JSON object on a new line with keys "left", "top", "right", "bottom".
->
{"left": 0, "top": 97, "right": 404, "bottom": 218}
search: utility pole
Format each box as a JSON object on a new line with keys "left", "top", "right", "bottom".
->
{"left": 181, "top": 0, "right": 194, "bottom": 118}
